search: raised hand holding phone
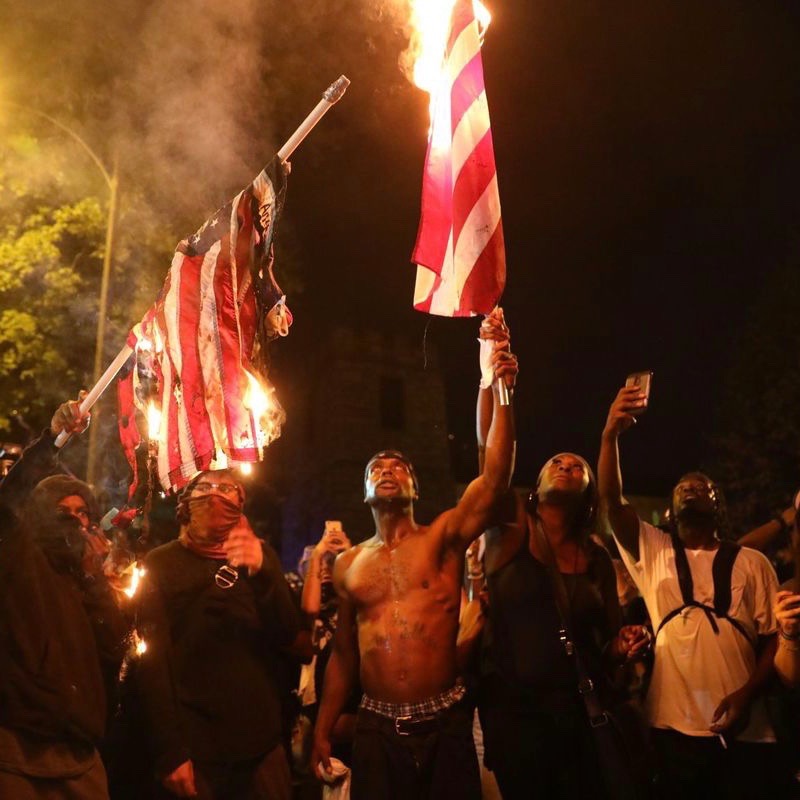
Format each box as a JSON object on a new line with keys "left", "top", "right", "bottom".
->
{"left": 624, "top": 371, "right": 653, "bottom": 416}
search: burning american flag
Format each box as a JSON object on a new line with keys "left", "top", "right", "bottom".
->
{"left": 411, "top": 0, "right": 505, "bottom": 317}
{"left": 118, "top": 158, "right": 290, "bottom": 494}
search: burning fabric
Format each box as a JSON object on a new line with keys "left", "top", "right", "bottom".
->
{"left": 118, "top": 158, "right": 291, "bottom": 495}
{"left": 411, "top": 0, "right": 506, "bottom": 317}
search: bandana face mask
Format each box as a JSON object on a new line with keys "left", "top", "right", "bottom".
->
{"left": 180, "top": 493, "right": 243, "bottom": 561}
{"left": 187, "top": 494, "right": 242, "bottom": 539}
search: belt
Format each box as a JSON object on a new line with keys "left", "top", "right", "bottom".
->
{"left": 359, "top": 681, "right": 466, "bottom": 737}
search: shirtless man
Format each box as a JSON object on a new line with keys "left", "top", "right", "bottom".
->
{"left": 311, "top": 314, "right": 517, "bottom": 800}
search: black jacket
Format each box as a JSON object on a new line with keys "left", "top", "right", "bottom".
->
{"left": 0, "top": 431, "right": 129, "bottom": 746}
{"left": 137, "top": 539, "right": 303, "bottom": 776}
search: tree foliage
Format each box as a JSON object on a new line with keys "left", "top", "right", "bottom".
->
{"left": 0, "top": 132, "right": 170, "bottom": 437}
{"left": 709, "top": 259, "right": 800, "bottom": 529}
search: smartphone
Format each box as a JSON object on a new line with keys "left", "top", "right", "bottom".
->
{"left": 625, "top": 371, "right": 653, "bottom": 416}
{"left": 325, "top": 520, "right": 342, "bottom": 534}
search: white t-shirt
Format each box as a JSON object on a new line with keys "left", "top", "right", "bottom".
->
{"left": 616, "top": 521, "right": 778, "bottom": 742}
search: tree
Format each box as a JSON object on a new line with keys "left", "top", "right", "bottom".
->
{"left": 0, "top": 131, "right": 169, "bottom": 441}
{"left": 709, "top": 258, "right": 800, "bottom": 530}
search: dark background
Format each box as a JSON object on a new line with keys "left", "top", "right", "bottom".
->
{"left": 3, "top": 0, "right": 800, "bottom": 518}
{"left": 276, "top": 1, "right": 800, "bottom": 496}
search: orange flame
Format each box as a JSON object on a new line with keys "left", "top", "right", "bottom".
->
{"left": 134, "top": 630, "right": 148, "bottom": 656}
{"left": 243, "top": 369, "right": 285, "bottom": 452}
{"left": 244, "top": 370, "right": 271, "bottom": 420}
{"left": 407, "top": 0, "right": 491, "bottom": 102}
{"left": 147, "top": 403, "right": 161, "bottom": 441}
{"left": 123, "top": 564, "right": 146, "bottom": 599}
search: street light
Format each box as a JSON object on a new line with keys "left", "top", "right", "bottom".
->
{"left": 6, "top": 102, "right": 118, "bottom": 485}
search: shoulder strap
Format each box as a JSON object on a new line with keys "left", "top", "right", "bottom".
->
{"left": 531, "top": 520, "right": 610, "bottom": 727}
{"left": 711, "top": 540, "right": 740, "bottom": 617}
{"left": 657, "top": 536, "right": 753, "bottom": 647}
{"left": 670, "top": 533, "right": 694, "bottom": 605}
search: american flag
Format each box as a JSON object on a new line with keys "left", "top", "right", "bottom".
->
{"left": 118, "top": 159, "right": 290, "bottom": 494}
{"left": 411, "top": 0, "right": 505, "bottom": 317}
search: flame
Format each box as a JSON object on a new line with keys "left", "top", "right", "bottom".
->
{"left": 243, "top": 369, "right": 285, "bottom": 451}
{"left": 147, "top": 403, "right": 161, "bottom": 440}
{"left": 123, "top": 564, "right": 146, "bottom": 599}
{"left": 134, "top": 630, "right": 148, "bottom": 656}
{"left": 244, "top": 370, "right": 271, "bottom": 419}
{"left": 408, "top": 0, "right": 491, "bottom": 100}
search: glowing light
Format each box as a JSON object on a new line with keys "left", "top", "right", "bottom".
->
{"left": 123, "top": 564, "right": 146, "bottom": 599}
{"left": 243, "top": 369, "right": 285, "bottom": 450}
{"left": 134, "top": 631, "right": 148, "bottom": 656}
{"left": 239, "top": 462, "right": 253, "bottom": 476}
{"left": 209, "top": 452, "right": 230, "bottom": 471}
{"left": 244, "top": 370, "right": 271, "bottom": 419}
{"left": 407, "top": 0, "right": 491, "bottom": 100}
{"left": 147, "top": 403, "right": 161, "bottom": 441}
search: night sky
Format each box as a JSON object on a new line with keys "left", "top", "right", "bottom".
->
{"left": 4, "top": 1, "right": 800, "bottom": 502}
{"left": 277, "top": 1, "right": 800, "bottom": 496}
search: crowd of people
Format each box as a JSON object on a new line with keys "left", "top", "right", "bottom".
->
{"left": 2, "top": 309, "right": 800, "bottom": 799}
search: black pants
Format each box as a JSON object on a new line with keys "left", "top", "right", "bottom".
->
{"left": 651, "top": 728, "right": 794, "bottom": 800}
{"left": 153, "top": 744, "right": 291, "bottom": 800}
{"left": 481, "top": 698, "right": 608, "bottom": 800}
{"left": 351, "top": 702, "right": 480, "bottom": 800}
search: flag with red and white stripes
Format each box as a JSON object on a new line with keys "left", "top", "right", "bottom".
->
{"left": 412, "top": 0, "right": 505, "bottom": 317}
{"left": 118, "top": 159, "right": 290, "bottom": 494}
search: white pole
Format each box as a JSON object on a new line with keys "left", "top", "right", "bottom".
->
{"left": 54, "top": 76, "right": 351, "bottom": 451}
{"left": 55, "top": 344, "right": 134, "bottom": 448}
{"left": 277, "top": 76, "right": 350, "bottom": 163}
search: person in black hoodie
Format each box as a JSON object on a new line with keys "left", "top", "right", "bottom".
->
{"left": 136, "top": 469, "right": 309, "bottom": 800}
{"left": 0, "top": 397, "right": 129, "bottom": 799}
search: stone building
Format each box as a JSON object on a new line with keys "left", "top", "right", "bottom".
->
{"left": 279, "top": 327, "right": 456, "bottom": 568}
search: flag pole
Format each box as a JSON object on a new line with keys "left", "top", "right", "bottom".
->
{"left": 55, "top": 75, "right": 351, "bottom": 452}
{"left": 54, "top": 344, "right": 134, "bottom": 448}
{"left": 277, "top": 75, "right": 350, "bottom": 162}
{"left": 497, "top": 379, "right": 509, "bottom": 406}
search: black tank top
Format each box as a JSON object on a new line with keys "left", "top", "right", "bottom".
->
{"left": 483, "top": 531, "right": 612, "bottom": 697}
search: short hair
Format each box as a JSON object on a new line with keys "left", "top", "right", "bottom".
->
{"left": 364, "top": 450, "right": 419, "bottom": 496}
{"left": 526, "top": 453, "right": 598, "bottom": 542}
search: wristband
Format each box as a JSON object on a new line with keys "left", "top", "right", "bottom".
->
{"left": 778, "top": 626, "right": 800, "bottom": 642}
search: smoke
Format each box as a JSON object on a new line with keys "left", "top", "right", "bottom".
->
{"left": 0, "top": 0, "right": 424, "bottom": 441}
{"left": 0, "top": 0, "right": 281, "bottom": 225}
{"left": 0, "top": 0, "right": 424, "bottom": 220}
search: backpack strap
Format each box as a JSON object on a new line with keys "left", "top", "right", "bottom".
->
{"left": 670, "top": 532, "right": 695, "bottom": 606}
{"left": 712, "top": 539, "right": 740, "bottom": 617}
{"left": 656, "top": 534, "right": 753, "bottom": 648}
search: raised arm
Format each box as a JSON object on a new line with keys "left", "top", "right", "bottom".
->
{"left": 301, "top": 525, "right": 351, "bottom": 617}
{"left": 447, "top": 339, "right": 517, "bottom": 547}
{"left": 0, "top": 394, "right": 90, "bottom": 512}
{"left": 738, "top": 506, "right": 795, "bottom": 551}
{"left": 598, "top": 385, "right": 646, "bottom": 561}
